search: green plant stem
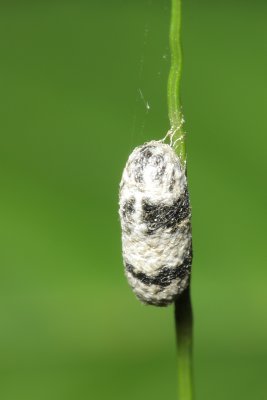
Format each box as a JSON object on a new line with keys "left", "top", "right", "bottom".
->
{"left": 174, "top": 287, "right": 194, "bottom": 400}
{"left": 168, "top": 1, "right": 194, "bottom": 398}
{"left": 168, "top": 0, "right": 186, "bottom": 165}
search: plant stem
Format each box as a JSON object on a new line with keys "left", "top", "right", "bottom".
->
{"left": 168, "top": 0, "right": 186, "bottom": 165}
{"left": 174, "top": 287, "right": 194, "bottom": 400}
{"left": 168, "top": 1, "right": 194, "bottom": 398}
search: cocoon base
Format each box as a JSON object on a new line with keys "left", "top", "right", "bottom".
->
{"left": 119, "top": 141, "right": 192, "bottom": 306}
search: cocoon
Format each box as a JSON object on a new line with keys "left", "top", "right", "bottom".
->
{"left": 119, "top": 141, "right": 192, "bottom": 306}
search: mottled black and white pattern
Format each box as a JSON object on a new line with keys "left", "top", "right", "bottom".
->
{"left": 119, "top": 141, "right": 192, "bottom": 306}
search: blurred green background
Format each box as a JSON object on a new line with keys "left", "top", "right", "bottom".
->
{"left": 0, "top": 0, "right": 266, "bottom": 399}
